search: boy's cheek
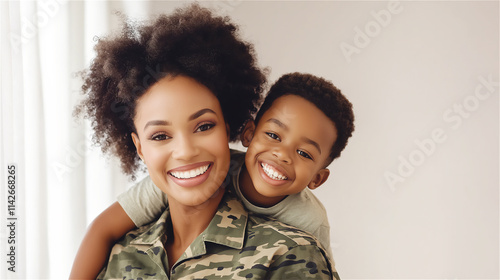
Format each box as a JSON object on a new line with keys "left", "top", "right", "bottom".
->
{"left": 247, "top": 136, "right": 268, "bottom": 151}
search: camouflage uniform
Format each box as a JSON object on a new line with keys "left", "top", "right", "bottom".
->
{"left": 98, "top": 189, "right": 339, "bottom": 280}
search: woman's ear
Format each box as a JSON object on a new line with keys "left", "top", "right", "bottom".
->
{"left": 307, "top": 169, "right": 330, "bottom": 190}
{"left": 241, "top": 120, "right": 256, "bottom": 147}
{"left": 131, "top": 132, "right": 145, "bottom": 162}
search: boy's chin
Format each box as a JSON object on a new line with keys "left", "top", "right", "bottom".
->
{"left": 254, "top": 185, "right": 287, "bottom": 198}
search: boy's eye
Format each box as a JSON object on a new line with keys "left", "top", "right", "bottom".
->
{"left": 196, "top": 123, "right": 215, "bottom": 132}
{"left": 265, "top": 132, "right": 281, "bottom": 141}
{"left": 297, "top": 150, "right": 312, "bottom": 160}
{"left": 151, "top": 133, "right": 170, "bottom": 141}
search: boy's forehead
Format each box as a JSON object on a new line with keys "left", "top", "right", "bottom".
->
{"left": 264, "top": 95, "right": 318, "bottom": 121}
{"left": 264, "top": 96, "right": 300, "bottom": 123}
{"left": 260, "top": 95, "right": 337, "bottom": 145}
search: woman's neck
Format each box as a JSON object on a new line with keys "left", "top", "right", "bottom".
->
{"left": 165, "top": 188, "right": 225, "bottom": 269}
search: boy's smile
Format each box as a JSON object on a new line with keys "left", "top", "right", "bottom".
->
{"left": 259, "top": 160, "right": 290, "bottom": 185}
{"left": 240, "top": 94, "right": 337, "bottom": 207}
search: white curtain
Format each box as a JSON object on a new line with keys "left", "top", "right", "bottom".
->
{"left": 1, "top": 1, "right": 149, "bottom": 278}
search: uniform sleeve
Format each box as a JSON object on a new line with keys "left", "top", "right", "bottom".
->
{"left": 117, "top": 175, "right": 168, "bottom": 227}
{"left": 266, "top": 245, "right": 339, "bottom": 280}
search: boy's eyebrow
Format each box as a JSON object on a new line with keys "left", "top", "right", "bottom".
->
{"left": 144, "top": 108, "right": 216, "bottom": 131}
{"left": 266, "top": 118, "right": 288, "bottom": 130}
{"left": 266, "top": 118, "right": 322, "bottom": 154}
{"left": 301, "top": 137, "right": 322, "bottom": 155}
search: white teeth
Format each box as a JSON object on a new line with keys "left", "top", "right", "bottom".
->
{"left": 170, "top": 164, "right": 210, "bottom": 179}
{"left": 261, "top": 163, "right": 287, "bottom": 180}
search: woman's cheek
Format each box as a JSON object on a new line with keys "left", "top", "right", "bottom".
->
{"left": 210, "top": 130, "right": 231, "bottom": 170}
{"left": 144, "top": 146, "right": 169, "bottom": 167}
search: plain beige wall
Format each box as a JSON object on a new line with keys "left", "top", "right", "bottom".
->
{"left": 114, "top": 1, "right": 500, "bottom": 278}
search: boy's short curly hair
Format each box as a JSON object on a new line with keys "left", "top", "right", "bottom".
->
{"left": 254, "top": 72, "right": 355, "bottom": 166}
{"left": 75, "top": 4, "right": 266, "bottom": 178}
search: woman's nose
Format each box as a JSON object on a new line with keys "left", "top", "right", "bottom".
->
{"left": 171, "top": 134, "right": 200, "bottom": 161}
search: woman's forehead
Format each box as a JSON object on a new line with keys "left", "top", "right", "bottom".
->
{"left": 134, "top": 76, "right": 223, "bottom": 124}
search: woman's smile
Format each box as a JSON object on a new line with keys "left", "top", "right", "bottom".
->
{"left": 168, "top": 162, "right": 213, "bottom": 188}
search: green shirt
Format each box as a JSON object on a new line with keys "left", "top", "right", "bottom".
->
{"left": 98, "top": 189, "right": 338, "bottom": 280}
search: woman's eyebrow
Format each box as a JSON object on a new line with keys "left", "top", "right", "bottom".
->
{"left": 144, "top": 120, "right": 171, "bottom": 131}
{"left": 143, "top": 108, "right": 216, "bottom": 131}
{"left": 189, "top": 108, "right": 216, "bottom": 121}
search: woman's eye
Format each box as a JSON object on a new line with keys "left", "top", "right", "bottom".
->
{"left": 297, "top": 150, "right": 312, "bottom": 160}
{"left": 266, "top": 132, "right": 280, "bottom": 141}
{"left": 196, "top": 123, "right": 215, "bottom": 132}
{"left": 151, "top": 133, "right": 170, "bottom": 141}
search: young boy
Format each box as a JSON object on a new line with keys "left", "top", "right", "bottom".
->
{"left": 71, "top": 72, "right": 354, "bottom": 277}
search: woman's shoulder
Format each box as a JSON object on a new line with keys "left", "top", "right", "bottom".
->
{"left": 244, "top": 214, "right": 334, "bottom": 279}
{"left": 247, "top": 214, "right": 322, "bottom": 248}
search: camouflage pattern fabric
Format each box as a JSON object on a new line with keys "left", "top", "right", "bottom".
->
{"left": 97, "top": 189, "right": 339, "bottom": 280}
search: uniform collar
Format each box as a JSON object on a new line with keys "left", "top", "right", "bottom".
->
{"left": 130, "top": 190, "right": 248, "bottom": 253}
{"left": 199, "top": 190, "right": 248, "bottom": 249}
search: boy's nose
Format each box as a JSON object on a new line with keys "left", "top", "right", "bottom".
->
{"left": 272, "top": 148, "right": 292, "bottom": 164}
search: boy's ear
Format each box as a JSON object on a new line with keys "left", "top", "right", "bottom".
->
{"left": 131, "top": 132, "right": 145, "bottom": 163}
{"left": 307, "top": 169, "right": 330, "bottom": 190}
{"left": 241, "top": 120, "right": 255, "bottom": 147}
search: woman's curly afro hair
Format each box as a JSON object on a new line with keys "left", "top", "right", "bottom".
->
{"left": 75, "top": 4, "right": 266, "bottom": 178}
{"left": 255, "top": 72, "right": 355, "bottom": 166}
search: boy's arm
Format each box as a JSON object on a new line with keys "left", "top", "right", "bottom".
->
{"left": 116, "top": 175, "right": 167, "bottom": 226}
{"left": 70, "top": 176, "right": 167, "bottom": 279}
{"left": 314, "top": 224, "right": 334, "bottom": 262}
{"left": 69, "top": 202, "right": 135, "bottom": 279}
